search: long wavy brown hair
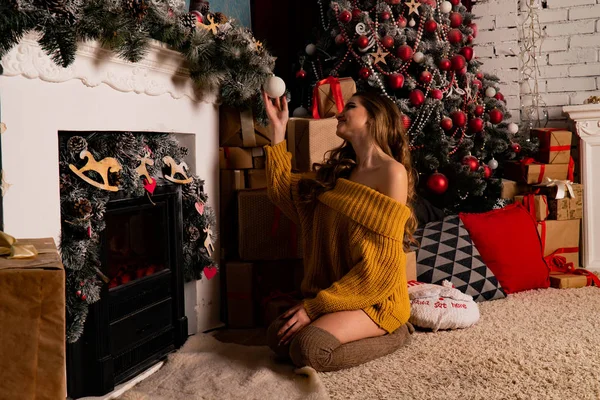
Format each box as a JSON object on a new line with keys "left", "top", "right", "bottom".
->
{"left": 298, "top": 91, "right": 418, "bottom": 248}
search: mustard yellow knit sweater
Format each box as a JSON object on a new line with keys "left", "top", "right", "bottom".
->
{"left": 264, "top": 141, "right": 411, "bottom": 333}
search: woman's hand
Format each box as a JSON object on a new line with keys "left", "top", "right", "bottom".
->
{"left": 277, "top": 303, "right": 311, "bottom": 346}
{"left": 262, "top": 90, "right": 288, "bottom": 145}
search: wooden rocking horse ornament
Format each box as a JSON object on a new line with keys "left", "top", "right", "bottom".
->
{"left": 163, "top": 156, "right": 193, "bottom": 184}
{"left": 136, "top": 151, "right": 155, "bottom": 185}
{"left": 69, "top": 151, "right": 122, "bottom": 192}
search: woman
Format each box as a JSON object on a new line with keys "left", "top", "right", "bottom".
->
{"left": 263, "top": 89, "right": 417, "bottom": 372}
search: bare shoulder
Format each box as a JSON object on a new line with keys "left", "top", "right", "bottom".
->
{"left": 377, "top": 160, "right": 408, "bottom": 204}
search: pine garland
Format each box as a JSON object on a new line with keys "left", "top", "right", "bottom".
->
{"left": 59, "top": 132, "right": 217, "bottom": 343}
{"left": 0, "top": 0, "right": 275, "bottom": 118}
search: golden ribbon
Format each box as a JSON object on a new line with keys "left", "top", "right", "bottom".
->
{"left": 0, "top": 231, "right": 38, "bottom": 259}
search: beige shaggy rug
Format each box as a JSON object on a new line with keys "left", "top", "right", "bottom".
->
{"left": 120, "top": 287, "right": 600, "bottom": 400}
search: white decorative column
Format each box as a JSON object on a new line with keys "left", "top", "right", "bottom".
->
{"left": 563, "top": 104, "right": 600, "bottom": 271}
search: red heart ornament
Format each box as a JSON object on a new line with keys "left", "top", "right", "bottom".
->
{"left": 203, "top": 266, "right": 218, "bottom": 280}
{"left": 195, "top": 202, "right": 205, "bottom": 215}
{"left": 144, "top": 178, "right": 156, "bottom": 195}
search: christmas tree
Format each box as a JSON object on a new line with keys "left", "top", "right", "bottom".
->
{"left": 291, "top": 0, "right": 535, "bottom": 213}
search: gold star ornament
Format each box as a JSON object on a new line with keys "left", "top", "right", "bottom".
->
{"left": 405, "top": 0, "right": 420, "bottom": 15}
{"left": 371, "top": 47, "right": 389, "bottom": 65}
{"left": 198, "top": 14, "right": 219, "bottom": 35}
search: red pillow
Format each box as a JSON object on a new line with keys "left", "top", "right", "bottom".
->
{"left": 459, "top": 204, "right": 549, "bottom": 294}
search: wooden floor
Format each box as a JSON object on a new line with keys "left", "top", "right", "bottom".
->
{"left": 211, "top": 327, "right": 268, "bottom": 346}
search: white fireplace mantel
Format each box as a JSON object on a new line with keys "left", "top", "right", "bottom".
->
{"left": 0, "top": 34, "right": 222, "bottom": 334}
{"left": 563, "top": 104, "right": 600, "bottom": 271}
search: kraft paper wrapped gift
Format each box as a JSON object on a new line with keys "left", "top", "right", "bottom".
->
{"left": 536, "top": 182, "right": 583, "bottom": 221}
{"left": 501, "top": 179, "right": 528, "bottom": 199}
{"left": 537, "top": 219, "right": 581, "bottom": 268}
{"left": 313, "top": 77, "right": 356, "bottom": 119}
{"left": 531, "top": 128, "right": 572, "bottom": 164}
{"left": 503, "top": 160, "right": 568, "bottom": 185}
{"left": 219, "top": 147, "right": 265, "bottom": 169}
{"left": 514, "top": 194, "right": 549, "bottom": 221}
{"left": 287, "top": 117, "right": 343, "bottom": 172}
{"left": 246, "top": 169, "right": 267, "bottom": 189}
{"left": 237, "top": 189, "right": 303, "bottom": 260}
{"left": 225, "top": 262, "right": 255, "bottom": 328}
{"left": 549, "top": 272, "right": 588, "bottom": 289}
{"left": 219, "top": 105, "right": 271, "bottom": 148}
{"left": 0, "top": 237, "right": 66, "bottom": 400}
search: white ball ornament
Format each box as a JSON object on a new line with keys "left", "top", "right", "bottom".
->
{"left": 413, "top": 51, "right": 425, "bottom": 63}
{"left": 488, "top": 158, "right": 499, "bottom": 170}
{"left": 263, "top": 75, "right": 286, "bottom": 98}
{"left": 292, "top": 106, "right": 309, "bottom": 117}
{"left": 507, "top": 122, "right": 519, "bottom": 134}
{"left": 440, "top": 1, "right": 453, "bottom": 13}
{"left": 485, "top": 87, "right": 497, "bottom": 98}
{"left": 408, "top": 18, "right": 416, "bottom": 27}
{"left": 305, "top": 43, "right": 317, "bottom": 56}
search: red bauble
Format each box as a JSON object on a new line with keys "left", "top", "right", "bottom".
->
{"left": 420, "top": 70, "right": 433, "bottom": 84}
{"left": 420, "top": 0, "right": 436, "bottom": 5}
{"left": 439, "top": 58, "right": 452, "bottom": 71}
{"left": 397, "top": 15, "right": 407, "bottom": 28}
{"left": 469, "top": 22, "right": 478, "bottom": 38}
{"left": 448, "top": 29, "right": 463, "bottom": 45}
{"left": 450, "top": 0, "right": 460, "bottom": 5}
{"left": 387, "top": 0, "right": 401, "bottom": 3}
{"left": 462, "top": 155, "right": 479, "bottom": 172}
{"left": 450, "top": 12, "right": 463, "bottom": 28}
{"left": 476, "top": 72, "right": 484, "bottom": 80}
{"left": 451, "top": 54, "right": 466, "bottom": 71}
{"left": 388, "top": 73, "right": 405, "bottom": 90}
{"left": 396, "top": 44, "right": 413, "bottom": 61}
{"left": 459, "top": 66, "right": 467, "bottom": 75}
{"left": 339, "top": 10, "right": 352, "bottom": 23}
{"left": 495, "top": 92, "right": 505, "bottom": 102}
{"left": 469, "top": 117, "right": 484, "bottom": 132}
{"left": 460, "top": 46, "right": 474, "bottom": 61}
{"left": 472, "top": 79, "right": 482, "bottom": 91}
{"left": 352, "top": 8, "right": 362, "bottom": 20}
{"left": 466, "top": 35, "right": 474, "bottom": 44}
{"left": 451, "top": 110, "right": 467, "bottom": 127}
{"left": 401, "top": 114, "right": 411, "bottom": 130}
{"left": 359, "top": 67, "right": 371, "bottom": 80}
{"left": 441, "top": 117, "right": 453, "bottom": 131}
{"left": 295, "top": 69, "right": 307, "bottom": 79}
{"left": 381, "top": 11, "right": 391, "bottom": 20}
{"left": 357, "top": 35, "right": 369, "bottom": 48}
{"left": 81, "top": 294, "right": 87, "bottom": 301}
{"left": 483, "top": 165, "right": 492, "bottom": 179}
{"left": 512, "top": 143, "right": 522, "bottom": 153}
{"left": 410, "top": 89, "right": 425, "bottom": 106}
{"left": 425, "top": 19, "right": 438, "bottom": 33}
{"left": 76, "top": 290, "right": 82, "bottom": 297}
{"left": 431, "top": 89, "right": 443, "bottom": 100}
{"left": 474, "top": 105, "right": 484, "bottom": 116}
{"left": 427, "top": 173, "right": 449, "bottom": 194}
{"left": 488, "top": 108, "right": 504, "bottom": 124}
{"left": 335, "top": 34, "right": 345, "bottom": 45}
{"left": 382, "top": 35, "right": 395, "bottom": 49}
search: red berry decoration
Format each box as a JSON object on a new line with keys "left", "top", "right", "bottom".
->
{"left": 474, "top": 105, "right": 484, "bottom": 116}
{"left": 382, "top": 35, "right": 395, "bottom": 49}
{"left": 295, "top": 69, "right": 307, "bottom": 79}
{"left": 427, "top": 173, "right": 449, "bottom": 194}
{"left": 472, "top": 79, "right": 482, "bottom": 91}
{"left": 448, "top": 29, "right": 463, "bottom": 45}
{"left": 450, "top": 0, "right": 460, "bottom": 5}
{"left": 469, "top": 117, "right": 484, "bottom": 133}
{"left": 450, "top": 12, "right": 463, "bottom": 28}
{"left": 431, "top": 89, "right": 443, "bottom": 100}
{"left": 495, "top": 92, "right": 505, "bottom": 102}
{"left": 381, "top": 11, "right": 391, "bottom": 20}
{"left": 476, "top": 72, "right": 484, "bottom": 80}
{"left": 81, "top": 294, "right": 87, "bottom": 301}
{"left": 462, "top": 155, "right": 479, "bottom": 172}
{"left": 76, "top": 290, "right": 82, "bottom": 297}
{"left": 339, "top": 10, "right": 352, "bottom": 23}
{"left": 439, "top": 58, "right": 452, "bottom": 71}
{"left": 352, "top": 8, "right": 362, "bottom": 20}
{"left": 410, "top": 89, "right": 425, "bottom": 106}
{"left": 483, "top": 165, "right": 492, "bottom": 179}
{"left": 512, "top": 143, "right": 522, "bottom": 153}
{"left": 397, "top": 15, "right": 407, "bottom": 27}
{"left": 460, "top": 46, "right": 474, "bottom": 62}
{"left": 396, "top": 44, "right": 413, "bottom": 61}
{"left": 388, "top": 73, "right": 405, "bottom": 90}
{"left": 451, "top": 110, "right": 467, "bottom": 127}
{"left": 359, "top": 67, "right": 371, "bottom": 80}
{"left": 425, "top": 19, "right": 438, "bottom": 33}
{"left": 357, "top": 35, "right": 369, "bottom": 48}
{"left": 335, "top": 34, "right": 345, "bottom": 45}
{"left": 420, "top": 70, "right": 433, "bottom": 84}
{"left": 469, "top": 23, "right": 478, "bottom": 38}
{"left": 488, "top": 108, "right": 504, "bottom": 124}
{"left": 441, "top": 117, "right": 453, "bottom": 131}
{"left": 451, "top": 54, "right": 466, "bottom": 71}
{"left": 401, "top": 114, "right": 411, "bottom": 130}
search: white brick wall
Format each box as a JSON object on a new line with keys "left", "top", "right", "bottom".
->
{"left": 473, "top": 0, "right": 600, "bottom": 125}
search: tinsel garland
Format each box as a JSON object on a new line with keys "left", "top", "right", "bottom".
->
{"left": 59, "top": 132, "right": 216, "bottom": 343}
{"left": 0, "top": 0, "right": 275, "bottom": 122}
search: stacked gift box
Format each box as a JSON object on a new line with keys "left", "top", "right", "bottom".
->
{"left": 501, "top": 128, "right": 590, "bottom": 289}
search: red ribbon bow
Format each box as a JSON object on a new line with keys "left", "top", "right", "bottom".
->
{"left": 544, "top": 248, "right": 600, "bottom": 287}
{"left": 519, "top": 158, "right": 546, "bottom": 184}
{"left": 519, "top": 191, "right": 549, "bottom": 221}
{"left": 312, "top": 76, "right": 345, "bottom": 119}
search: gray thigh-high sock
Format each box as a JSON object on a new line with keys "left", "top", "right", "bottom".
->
{"left": 266, "top": 316, "right": 292, "bottom": 360}
{"left": 288, "top": 323, "right": 414, "bottom": 372}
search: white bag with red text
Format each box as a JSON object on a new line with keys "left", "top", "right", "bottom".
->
{"left": 407, "top": 280, "right": 480, "bottom": 332}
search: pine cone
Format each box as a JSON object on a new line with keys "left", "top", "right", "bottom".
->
{"left": 118, "top": 132, "right": 137, "bottom": 153}
{"left": 188, "top": 226, "right": 200, "bottom": 242}
{"left": 180, "top": 13, "right": 197, "bottom": 30}
{"left": 213, "top": 12, "right": 227, "bottom": 24}
{"left": 33, "top": 0, "right": 65, "bottom": 11}
{"left": 124, "top": 0, "right": 148, "bottom": 20}
{"left": 182, "top": 179, "right": 199, "bottom": 199}
{"left": 109, "top": 170, "right": 123, "bottom": 188}
{"left": 67, "top": 136, "right": 88, "bottom": 154}
{"left": 74, "top": 198, "right": 93, "bottom": 218}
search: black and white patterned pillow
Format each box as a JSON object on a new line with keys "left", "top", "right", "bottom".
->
{"left": 410, "top": 215, "right": 506, "bottom": 302}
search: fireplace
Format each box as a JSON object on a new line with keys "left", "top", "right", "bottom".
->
{"left": 66, "top": 182, "right": 188, "bottom": 398}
